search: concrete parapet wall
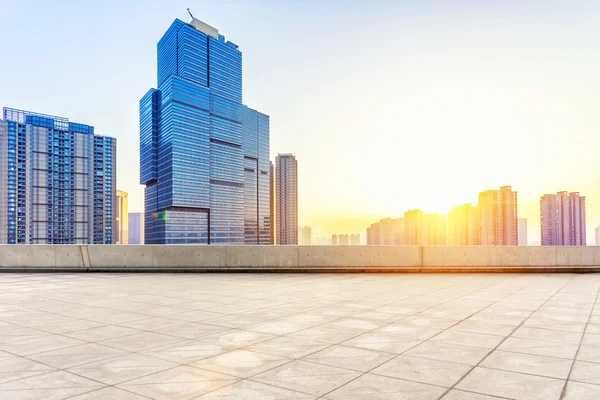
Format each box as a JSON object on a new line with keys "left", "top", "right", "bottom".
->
{"left": 1, "top": 245, "right": 600, "bottom": 272}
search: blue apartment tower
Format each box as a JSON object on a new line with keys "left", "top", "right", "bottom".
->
{"left": 140, "top": 17, "right": 271, "bottom": 244}
{"left": 0, "top": 108, "right": 116, "bottom": 244}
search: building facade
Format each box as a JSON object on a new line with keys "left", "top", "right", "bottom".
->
{"left": 0, "top": 107, "right": 116, "bottom": 244}
{"left": 269, "top": 161, "right": 275, "bottom": 244}
{"left": 128, "top": 212, "right": 144, "bottom": 245}
{"left": 478, "top": 186, "right": 518, "bottom": 245}
{"left": 275, "top": 153, "right": 298, "bottom": 244}
{"left": 338, "top": 234, "right": 349, "bottom": 245}
{"left": 448, "top": 204, "right": 480, "bottom": 245}
{"left": 540, "top": 191, "right": 586, "bottom": 246}
{"left": 350, "top": 234, "right": 360, "bottom": 245}
{"left": 140, "top": 17, "right": 270, "bottom": 244}
{"left": 367, "top": 218, "right": 404, "bottom": 245}
{"left": 596, "top": 225, "right": 600, "bottom": 246}
{"left": 518, "top": 218, "right": 528, "bottom": 246}
{"left": 116, "top": 190, "right": 128, "bottom": 244}
{"left": 298, "top": 226, "right": 311, "bottom": 245}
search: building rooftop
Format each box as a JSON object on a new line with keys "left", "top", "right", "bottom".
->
{"left": 0, "top": 272, "right": 598, "bottom": 399}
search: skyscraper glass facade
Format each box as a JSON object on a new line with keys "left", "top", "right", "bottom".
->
{"left": 0, "top": 107, "right": 116, "bottom": 244}
{"left": 141, "top": 17, "right": 270, "bottom": 244}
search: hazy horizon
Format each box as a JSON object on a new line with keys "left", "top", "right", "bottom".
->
{"left": 1, "top": 0, "right": 599, "bottom": 242}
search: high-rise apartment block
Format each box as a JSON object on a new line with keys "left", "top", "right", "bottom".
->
{"left": 116, "top": 190, "right": 128, "bottom": 244}
{"left": 367, "top": 218, "right": 405, "bottom": 245}
{"left": 518, "top": 218, "right": 528, "bottom": 246}
{"left": 269, "top": 161, "right": 275, "bottom": 244}
{"left": 448, "top": 204, "right": 480, "bottom": 245}
{"left": 331, "top": 234, "right": 338, "bottom": 245}
{"left": 298, "top": 226, "right": 312, "bottom": 245}
{"left": 596, "top": 225, "right": 600, "bottom": 246}
{"left": 403, "top": 210, "right": 446, "bottom": 245}
{"left": 0, "top": 108, "right": 116, "bottom": 244}
{"left": 478, "top": 186, "right": 518, "bottom": 245}
{"left": 540, "top": 191, "right": 586, "bottom": 246}
{"left": 275, "top": 154, "right": 298, "bottom": 245}
{"left": 350, "top": 234, "right": 360, "bottom": 245}
{"left": 140, "top": 17, "right": 270, "bottom": 244}
{"left": 338, "top": 234, "right": 349, "bottom": 245}
{"left": 128, "top": 212, "right": 144, "bottom": 245}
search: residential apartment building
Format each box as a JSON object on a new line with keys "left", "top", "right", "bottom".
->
{"left": 404, "top": 209, "right": 446, "bottom": 245}
{"left": 275, "top": 154, "right": 298, "bottom": 244}
{"left": 448, "top": 204, "right": 480, "bottom": 245}
{"left": 518, "top": 218, "right": 528, "bottom": 246}
{"left": 367, "top": 218, "right": 404, "bottom": 245}
{"left": 478, "top": 186, "right": 518, "bottom": 245}
{"left": 540, "top": 191, "right": 586, "bottom": 246}
{"left": 298, "top": 226, "right": 312, "bottom": 245}
{"left": 0, "top": 107, "right": 116, "bottom": 244}
{"left": 350, "top": 234, "right": 360, "bottom": 245}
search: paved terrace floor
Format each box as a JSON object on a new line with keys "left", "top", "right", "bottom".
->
{"left": 0, "top": 273, "right": 600, "bottom": 400}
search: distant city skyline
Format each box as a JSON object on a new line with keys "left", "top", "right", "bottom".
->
{"left": 2, "top": 2, "right": 600, "bottom": 242}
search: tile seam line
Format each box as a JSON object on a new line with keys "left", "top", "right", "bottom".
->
{"left": 438, "top": 273, "right": 579, "bottom": 400}
{"left": 313, "top": 273, "right": 536, "bottom": 399}
{"left": 559, "top": 285, "right": 600, "bottom": 400}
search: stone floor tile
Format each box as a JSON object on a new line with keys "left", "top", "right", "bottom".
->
{"left": 0, "top": 370, "right": 102, "bottom": 390}
{"left": 67, "top": 387, "right": 152, "bottom": 399}
{"left": 511, "top": 327, "right": 583, "bottom": 344}
{"left": 245, "top": 321, "right": 307, "bottom": 336}
{"left": 431, "top": 330, "right": 505, "bottom": 349}
{"left": 0, "top": 334, "right": 86, "bottom": 356}
{"left": 456, "top": 367, "right": 565, "bottom": 400}
{"left": 25, "top": 343, "right": 125, "bottom": 369}
{"left": 323, "top": 372, "right": 446, "bottom": 400}
{"left": 200, "top": 315, "right": 263, "bottom": 328}
{"left": 498, "top": 337, "right": 579, "bottom": 359}
{"left": 0, "top": 387, "right": 102, "bottom": 400}
{"left": 372, "top": 355, "right": 471, "bottom": 387}
{"left": 140, "top": 340, "right": 226, "bottom": 364}
{"left": 375, "top": 323, "right": 442, "bottom": 340}
{"left": 192, "top": 350, "right": 290, "bottom": 378}
{"left": 562, "top": 381, "right": 600, "bottom": 400}
{"left": 66, "top": 353, "right": 176, "bottom": 385}
{"left": 302, "top": 345, "right": 395, "bottom": 372}
{"left": 320, "top": 317, "right": 384, "bottom": 332}
{"left": 251, "top": 360, "right": 360, "bottom": 396}
{"left": 288, "top": 326, "right": 362, "bottom": 344}
{"left": 405, "top": 341, "right": 490, "bottom": 365}
{"left": 441, "top": 389, "right": 513, "bottom": 399}
{"left": 153, "top": 322, "right": 227, "bottom": 339}
{"left": 246, "top": 337, "right": 329, "bottom": 359}
{"left": 98, "top": 331, "right": 184, "bottom": 352}
{"left": 198, "top": 330, "right": 275, "bottom": 350}
{"left": 63, "top": 325, "right": 142, "bottom": 342}
{"left": 451, "top": 320, "right": 515, "bottom": 336}
{"left": 570, "top": 360, "right": 600, "bottom": 385}
{"left": 199, "top": 380, "right": 316, "bottom": 399}
{"left": 481, "top": 350, "right": 573, "bottom": 379}
{"left": 341, "top": 332, "right": 422, "bottom": 354}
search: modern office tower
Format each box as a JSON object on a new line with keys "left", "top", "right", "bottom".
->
{"left": 275, "top": 153, "right": 298, "bottom": 244}
{"left": 116, "top": 190, "right": 128, "bottom": 244}
{"left": 269, "top": 161, "right": 275, "bottom": 244}
{"left": 331, "top": 234, "right": 338, "bottom": 245}
{"left": 298, "top": 226, "right": 312, "bottom": 245}
{"left": 242, "top": 106, "right": 271, "bottom": 244}
{"left": 140, "top": 17, "right": 270, "bottom": 244}
{"left": 540, "top": 191, "right": 586, "bottom": 246}
{"left": 518, "top": 218, "right": 528, "bottom": 246}
{"left": 350, "top": 234, "right": 360, "bottom": 245}
{"left": 596, "top": 225, "right": 600, "bottom": 246}
{"left": 448, "top": 204, "right": 480, "bottom": 245}
{"left": 338, "top": 234, "right": 349, "bottom": 245}
{"left": 0, "top": 107, "right": 116, "bottom": 244}
{"left": 404, "top": 209, "right": 424, "bottom": 245}
{"left": 128, "top": 212, "right": 144, "bottom": 244}
{"left": 478, "top": 186, "right": 518, "bottom": 245}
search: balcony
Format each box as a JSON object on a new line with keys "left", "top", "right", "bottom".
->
{"left": 0, "top": 245, "right": 599, "bottom": 399}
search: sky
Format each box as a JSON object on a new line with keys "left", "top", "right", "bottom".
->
{"left": 1, "top": 0, "right": 599, "bottom": 243}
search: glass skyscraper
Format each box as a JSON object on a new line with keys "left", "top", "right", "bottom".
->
{"left": 140, "top": 17, "right": 270, "bottom": 244}
{"left": 0, "top": 107, "right": 116, "bottom": 244}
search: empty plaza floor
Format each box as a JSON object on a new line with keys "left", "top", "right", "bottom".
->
{"left": 0, "top": 273, "right": 600, "bottom": 399}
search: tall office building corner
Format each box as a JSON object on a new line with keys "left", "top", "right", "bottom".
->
{"left": 275, "top": 153, "right": 298, "bottom": 244}
{"left": 140, "top": 16, "right": 270, "bottom": 244}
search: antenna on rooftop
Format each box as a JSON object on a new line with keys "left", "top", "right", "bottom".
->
{"left": 187, "top": 8, "right": 194, "bottom": 19}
